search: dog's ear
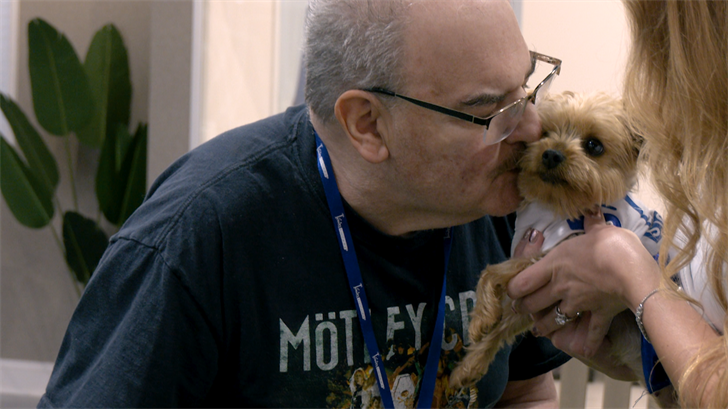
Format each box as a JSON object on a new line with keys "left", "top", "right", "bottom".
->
{"left": 617, "top": 98, "right": 643, "bottom": 160}
{"left": 630, "top": 130, "right": 644, "bottom": 158}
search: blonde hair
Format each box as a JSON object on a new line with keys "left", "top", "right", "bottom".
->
{"left": 622, "top": 0, "right": 728, "bottom": 407}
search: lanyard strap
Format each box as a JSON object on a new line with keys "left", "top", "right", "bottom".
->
{"left": 315, "top": 134, "right": 453, "bottom": 409}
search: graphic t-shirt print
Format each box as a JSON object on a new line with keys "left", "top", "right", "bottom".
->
{"left": 279, "top": 295, "right": 480, "bottom": 408}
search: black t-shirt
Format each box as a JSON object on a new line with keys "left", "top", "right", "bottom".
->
{"left": 39, "top": 106, "right": 568, "bottom": 408}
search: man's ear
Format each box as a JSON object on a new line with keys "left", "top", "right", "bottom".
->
{"left": 334, "top": 90, "right": 390, "bottom": 163}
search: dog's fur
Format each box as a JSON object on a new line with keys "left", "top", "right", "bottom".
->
{"left": 449, "top": 92, "right": 661, "bottom": 395}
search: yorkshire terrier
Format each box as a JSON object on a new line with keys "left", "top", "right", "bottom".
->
{"left": 450, "top": 92, "right": 669, "bottom": 401}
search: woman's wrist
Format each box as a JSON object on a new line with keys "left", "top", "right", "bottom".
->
{"left": 600, "top": 228, "right": 662, "bottom": 312}
{"left": 635, "top": 288, "right": 663, "bottom": 343}
{"left": 616, "top": 243, "right": 662, "bottom": 313}
{"left": 620, "top": 257, "right": 662, "bottom": 313}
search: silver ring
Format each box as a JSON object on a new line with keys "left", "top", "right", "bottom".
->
{"left": 555, "top": 305, "right": 575, "bottom": 326}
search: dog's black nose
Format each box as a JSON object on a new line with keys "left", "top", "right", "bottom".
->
{"left": 542, "top": 149, "right": 565, "bottom": 169}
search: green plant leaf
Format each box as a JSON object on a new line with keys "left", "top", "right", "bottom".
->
{"left": 95, "top": 123, "right": 147, "bottom": 226}
{"left": 62, "top": 211, "right": 108, "bottom": 285}
{"left": 115, "top": 123, "right": 133, "bottom": 171}
{"left": 28, "top": 18, "right": 94, "bottom": 136}
{"left": 96, "top": 124, "right": 128, "bottom": 224}
{"left": 117, "top": 123, "right": 147, "bottom": 225}
{"left": 77, "top": 24, "right": 131, "bottom": 148}
{"left": 0, "top": 93, "right": 59, "bottom": 193}
{"left": 0, "top": 136, "right": 54, "bottom": 228}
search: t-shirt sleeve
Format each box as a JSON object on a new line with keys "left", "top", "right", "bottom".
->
{"left": 507, "top": 333, "right": 571, "bottom": 381}
{"left": 38, "top": 237, "right": 221, "bottom": 408}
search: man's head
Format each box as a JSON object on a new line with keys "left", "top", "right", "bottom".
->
{"left": 306, "top": 0, "right": 545, "bottom": 234}
{"left": 304, "top": 0, "right": 411, "bottom": 124}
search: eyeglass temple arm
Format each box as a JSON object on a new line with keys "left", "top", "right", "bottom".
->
{"left": 365, "top": 88, "right": 489, "bottom": 125}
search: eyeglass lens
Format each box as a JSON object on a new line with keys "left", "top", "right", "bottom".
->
{"left": 483, "top": 61, "right": 557, "bottom": 145}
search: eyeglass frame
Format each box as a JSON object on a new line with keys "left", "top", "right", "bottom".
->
{"left": 363, "top": 51, "right": 562, "bottom": 144}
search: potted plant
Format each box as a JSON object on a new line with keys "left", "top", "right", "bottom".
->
{"left": 0, "top": 18, "right": 147, "bottom": 295}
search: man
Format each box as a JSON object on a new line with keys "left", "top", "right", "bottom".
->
{"left": 39, "top": 0, "right": 568, "bottom": 407}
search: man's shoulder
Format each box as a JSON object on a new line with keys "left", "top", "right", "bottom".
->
{"left": 115, "top": 106, "right": 315, "bottom": 247}
{"left": 155, "top": 105, "right": 310, "bottom": 188}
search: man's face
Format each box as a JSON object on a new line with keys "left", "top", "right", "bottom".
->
{"left": 381, "top": 0, "right": 540, "bottom": 223}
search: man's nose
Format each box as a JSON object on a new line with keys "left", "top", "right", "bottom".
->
{"left": 503, "top": 102, "right": 541, "bottom": 145}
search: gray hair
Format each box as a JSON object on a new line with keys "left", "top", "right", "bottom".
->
{"left": 304, "top": 0, "right": 413, "bottom": 123}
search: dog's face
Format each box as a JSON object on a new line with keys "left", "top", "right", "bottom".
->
{"left": 517, "top": 91, "right": 641, "bottom": 219}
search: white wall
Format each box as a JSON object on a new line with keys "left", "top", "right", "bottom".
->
{"left": 521, "top": 0, "right": 630, "bottom": 96}
{"left": 200, "top": 1, "right": 307, "bottom": 144}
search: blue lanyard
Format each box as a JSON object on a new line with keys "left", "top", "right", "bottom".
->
{"left": 315, "top": 133, "right": 453, "bottom": 409}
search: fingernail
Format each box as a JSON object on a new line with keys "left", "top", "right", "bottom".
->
{"left": 531, "top": 326, "right": 540, "bottom": 337}
{"left": 528, "top": 228, "right": 539, "bottom": 243}
{"left": 522, "top": 228, "right": 534, "bottom": 242}
{"left": 511, "top": 300, "right": 519, "bottom": 314}
{"left": 583, "top": 347, "right": 592, "bottom": 357}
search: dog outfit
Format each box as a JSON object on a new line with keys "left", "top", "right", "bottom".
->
{"left": 511, "top": 193, "right": 663, "bottom": 258}
{"left": 38, "top": 106, "right": 568, "bottom": 408}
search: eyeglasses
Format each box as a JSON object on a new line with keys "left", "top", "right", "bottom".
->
{"left": 365, "top": 51, "right": 561, "bottom": 145}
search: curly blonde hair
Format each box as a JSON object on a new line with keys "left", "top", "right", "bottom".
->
{"left": 622, "top": 0, "right": 728, "bottom": 407}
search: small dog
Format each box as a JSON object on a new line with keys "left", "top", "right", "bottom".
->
{"left": 449, "top": 92, "right": 666, "bottom": 394}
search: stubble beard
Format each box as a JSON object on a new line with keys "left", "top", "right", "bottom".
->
{"left": 484, "top": 145, "right": 526, "bottom": 215}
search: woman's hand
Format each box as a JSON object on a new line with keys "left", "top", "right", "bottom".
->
{"left": 507, "top": 209, "right": 662, "bottom": 358}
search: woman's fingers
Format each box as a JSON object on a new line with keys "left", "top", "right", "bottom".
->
{"left": 531, "top": 306, "right": 615, "bottom": 359}
{"left": 508, "top": 210, "right": 608, "bottom": 309}
{"left": 582, "top": 311, "right": 614, "bottom": 357}
{"left": 531, "top": 304, "right": 583, "bottom": 338}
{"left": 507, "top": 254, "right": 555, "bottom": 302}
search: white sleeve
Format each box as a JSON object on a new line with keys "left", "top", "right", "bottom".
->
{"left": 679, "top": 235, "right": 726, "bottom": 334}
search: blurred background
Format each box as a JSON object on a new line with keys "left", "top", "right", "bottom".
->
{"left": 0, "top": 1, "right": 660, "bottom": 407}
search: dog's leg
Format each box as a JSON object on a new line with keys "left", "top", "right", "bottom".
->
{"left": 450, "top": 255, "right": 543, "bottom": 388}
{"left": 469, "top": 262, "right": 518, "bottom": 342}
{"left": 468, "top": 255, "right": 543, "bottom": 343}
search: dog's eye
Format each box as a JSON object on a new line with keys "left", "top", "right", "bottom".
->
{"left": 584, "top": 138, "right": 604, "bottom": 157}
